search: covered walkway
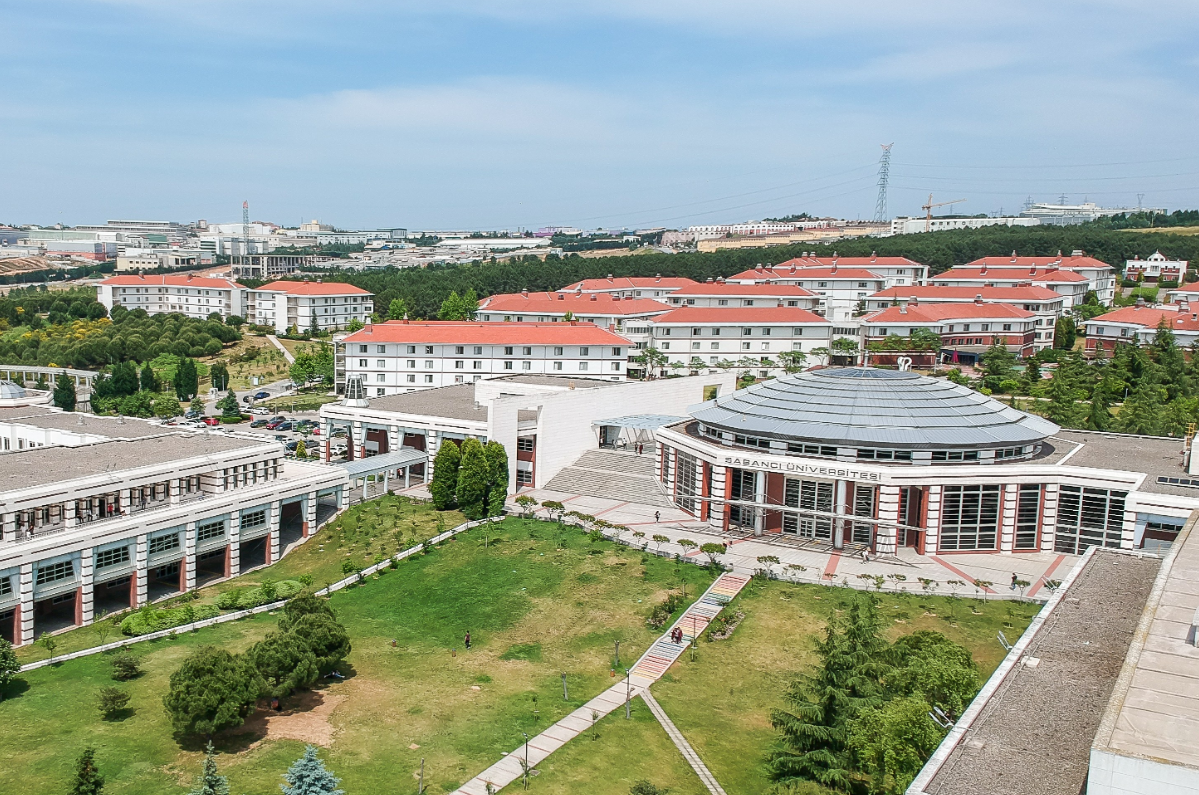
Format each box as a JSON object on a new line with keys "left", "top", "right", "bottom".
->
{"left": 335, "top": 448, "right": 428, "bottom": 504}
{"left": 594, "top": 414, "right": 687, "bottom": 450}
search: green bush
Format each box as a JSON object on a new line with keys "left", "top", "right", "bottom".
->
{"left": 215, "top": 579, "right": 303, "bottom": 611}
{"left": 119, "top": 604, "right": 219, "bottom": 636}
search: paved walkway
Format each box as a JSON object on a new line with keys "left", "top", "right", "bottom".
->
{"left": 516, "top": 487, "right": 1074, "bottom": 602}
{"left": 452, "top": 573, "right": 750, "bottom": 795}
{"left": 267, "top": 334, "right": 296, "bottom": 364}
{"left": 641, "top": 690, "right": 727, "bottom": 795}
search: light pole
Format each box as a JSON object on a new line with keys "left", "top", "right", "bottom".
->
{"left": 625, "top": 668, "right": 631, "bottom": 719}
{"left": 522, "top": 732, "right": 530, "bottom": 790}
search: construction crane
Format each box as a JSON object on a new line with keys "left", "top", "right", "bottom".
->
{"left": 922, "top": 194, "right": 966, "bottom": 232}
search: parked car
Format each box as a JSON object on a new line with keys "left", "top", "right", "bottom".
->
{"left": 250, "top": 419, "right": 269, "bottom": 428}
{"left": 179, "top": 419, "right": 204, "bottom": 429}
{"left": 242, "top": 395, "right": 253, "bottom": 404}
{"left": 310, "top": 426, "right": 321, "bottom": 435}
{"left": 285, "top": 441, "right": 299, "bottom": 452}
{"left": 275, "top": 422, "right": 293, "bottom": 431}
{"left": 185, "top": 409, "right": 202, "bottom": 419}
{"left": 254, "top": 391, "right": 270, "bottom": 400}
{"left": 266, "top": 418, "right": 287, "bottom": 430}
{"left": 249, "top": 407, "right": 271, "bottom": 416}
{"left": 202, "top": 417, "right": 220, "bottom": 427}
{"left": 274, "top": 434, "right": 290, "bottom": 443}
{"left": 330, "top": 428, "right": 348, "bottom": 438}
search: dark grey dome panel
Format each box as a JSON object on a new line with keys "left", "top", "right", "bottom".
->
{"left": 692, "top": 367, "right": 1058, "bottom": 449}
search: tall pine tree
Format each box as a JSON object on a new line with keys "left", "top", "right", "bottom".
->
{"left": 70, "top": 747, "right": 104, "bottom": 795}
{"left": 484, "top": 440, "right": 509, "bottom": 517}
{"left": 455, "top": 437, "right": 490, "bottom": 519}
{"left": 429, "top": 440, "right": 461, "bottom": 510}
{"left": 53, "top": 371, "right": 76, "bottom": 411}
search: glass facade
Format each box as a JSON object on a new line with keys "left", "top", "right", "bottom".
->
{"left": 1055, "top": 486, "right": 1126, "bottom": 555}
{"left": 782, "top": 479, "right": 833, "bottom": 539}
{"left": 939, "top": 485, "right": 1001, "bottom": 551}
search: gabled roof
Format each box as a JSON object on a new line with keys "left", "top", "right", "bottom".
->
{"left": 731, "top": 267, "right": 887, "bottom": 281}
{"left": 932, "top": 268, "right": 1089, "bottom": 284}
{"left": 253, "top": 280, "right": 372, "bottom": 296}
{"left": 869, "top": 285, "right": 1063, "bottom": 302}
{"left": 964, "top": 254, "right": 1113, "bottom": 271}
{"left": 558, "top": 276, "right": 698, "bottom": 292}
{"left": 862, "top": 303, "right": 1035, "bottom": 324}
{"left": 774, "top": 255, "right": 922, "bottom": 268}
{"left": 342, "top": 321, "right": 632, "bottom": 345}
{"left": 650, "top": 306, "right": 829, "bottom": 324}
{"left": 1085, "top": 305, "right": 1199, "bottom": 331}
{"left": 669, "top": 282, "right": 815, "bottom": 297}
{"left": 101, "top": 274, "right": 239, "bottom": 289}
{"left": 478, "top": 292, "right": 671, "bottom": 316}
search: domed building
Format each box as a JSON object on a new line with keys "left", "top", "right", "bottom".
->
{"left": 654, "top": 367, "right": 1196, "bottom": 556}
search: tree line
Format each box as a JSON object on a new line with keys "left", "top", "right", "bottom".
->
{"left": 429, "top": 438, "right": 509, "bottom": 519}
{"left": 296, "top": 223, "right": 1199, "bottom": 321}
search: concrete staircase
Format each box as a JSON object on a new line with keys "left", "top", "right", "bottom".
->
{"left": 544, "top": 449, "right": 675, "bottom": 508}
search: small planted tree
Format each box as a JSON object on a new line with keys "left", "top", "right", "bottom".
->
{"left": 514, "top": 494, "right": 537, "bottom": 518}
{"left": 677, "top": 538, "right": 698, "bottom": 555}
{"left": 163, "top": 646, "right": 263, "bottom": 738}
{"left": 188, "top": 741, "right": 229, "bottom": 795}
{"left": 70, "top": 747, "right": 104, "bottom": 795}
{"left": 972, "top": 579, "right": 994, "bottom": 603}
{"left": 111, "top": 650, "right": 142, "bottom": 681}
{"left": 918, "top": 577, "right": 938, "bottom": 595}
{"left": 53, "top": 371, "right": 77, "bottom": 411}
{"left": 0, "top": 639, "right": 20, "bottom": 698}
{"left": 651, "top": 534, "right": 668, "bottom": 552}
{"left": 756, "top": 555, "right": 781, "bottom": 580}
{"left": 541, "top": 500, "right": 566, "bottom": 523}
{"left": 1014, "top": 578, "right": 1031, "bottom": 601}
{"left": 97, "top": 686, "right": 130, "bottom": 720}
{"left": 37, "top": 632, "right": 58, "bottom": 663}
{"left": 281, "top": 745, "right": 344, "bottom": 795}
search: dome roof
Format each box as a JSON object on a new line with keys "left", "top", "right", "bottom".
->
{"left": 693, "top": 367, "right": 1058, "bottom": 449}
{"left": 0, "top": 381, "right": 28, "bottom": 400}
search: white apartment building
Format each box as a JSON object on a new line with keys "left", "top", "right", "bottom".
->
{"left": 647, "top": 306, "right": 833, "bottom": 378}
{"left": 1125, "top": 251, "right": 1188, "bottom": 282}
{"left": 245, "top": 280, "right": 374, "bottom": 334}
{"left": 335, "top": 321, "right": 631, "bottom": 396}
{"left": 889, "top": 216, "right": 1040, "bottom": 235}
{"left": 864, "top": 285, "right": 1064, "bottom": 350}
{"left": 96, "top": 274, "right": 245, "bottom": 320}
{"left": 1084, "top": 303, "right": 1199, "bottom": 355}
{"left": 931, "top": 265, "right": 1091, "bottom": 309}
{"left": 0, "top": 407, "right": 346, "bottom": 647}
{"left": 556, "top": 275, "right": 697, "bottom": 300}
{"left": 477, "top": 291, "right": 672, "bottom": 353}
{"left": 666, "top": 280, "right": 820, "bottom": 310}
{"left": 956, "top": 252, "right": 1116, "bottom": 304}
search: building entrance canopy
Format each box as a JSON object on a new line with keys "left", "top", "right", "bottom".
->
{"left": 594, "top": 414, "right": 688, "bottom": 449}
{"left": 335, "top": 448, "right": 428, "bottom": 479}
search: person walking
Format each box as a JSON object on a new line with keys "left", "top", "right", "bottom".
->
{"left": 654, "top": 511, "right": 661, "bottom": 523}
{"left": 1010, "top": 573, "right": 1018, "bottom": 590}
{"left": 464, "top": 630, "right": 471, "bottom": 650}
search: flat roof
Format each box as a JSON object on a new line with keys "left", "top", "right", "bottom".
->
{"left": 0, "top": 432, "right": 270, "bottom": 491}
{"left": 922, "top": 549, "right": 1161, "bottom": 795}
{"left": 359, "top": 384, "right": 488, "bottom": 423}
{"left": 1094, "top": 517, "right": 1199, "bottom": 769}
{"left": 1049, "top": 430, "right": 1192, "bottom": 496}
{"left": 0, "top": 408, "right": 167, "bottom": 439}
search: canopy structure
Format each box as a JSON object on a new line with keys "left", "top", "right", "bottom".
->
{"left": 593, "top": 414, "right": 687, "bottom": 449}
{"left": 335, "top": 448, "right": 428, "bottom": 502}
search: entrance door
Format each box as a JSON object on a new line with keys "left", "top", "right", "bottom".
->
{"left": 900, "top": 487, "right": 923, "bottom": 547}
{"left": 782, "top": 479, "right": 833, "bottom": 539}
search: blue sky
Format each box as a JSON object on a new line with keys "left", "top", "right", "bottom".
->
{"left": 3, "top": 1, "right": 1199, "bottom": 230}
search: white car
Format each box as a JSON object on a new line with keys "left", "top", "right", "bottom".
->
{"left": 179, "top": 420, "right": 205, "bottom": 429}
{"left": 249, "top": 406, "right": 271, "bottom": 416}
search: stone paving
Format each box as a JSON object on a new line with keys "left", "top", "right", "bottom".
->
{"left": 515, "top": 486, "right": 1077, "bottom": 601}
{"left": 641, "top": 690, "right": 728, "bottom": 795}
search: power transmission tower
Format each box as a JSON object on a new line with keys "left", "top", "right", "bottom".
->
{"left": 242, "top": 200, "right": 251, "bottom": 256}
{"left": 873, "top": 144, "right": 893, "bottom": 222}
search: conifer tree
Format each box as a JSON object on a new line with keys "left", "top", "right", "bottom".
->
{"left": 281, "top": 746, "right": 343, "bottom": 795}
{"left": 455, "top": 437, "right": 490, "bottom": 519}
{"left": 140, "top": 361, "right": 159, "bottom": 392}
{"left": 53, "top": 371, "right": 77, "bottom": 411}
{"left": 70, "top": 747, "right": 104, "bottom": 795}
{"left": 484, "top": 440, "right": 509, "bottom": 517}
{"left": 188, "top": 742, "right": 229, "bottom": 795}
{"left": 429, "top": 440, "right": 461, "bottom": 510}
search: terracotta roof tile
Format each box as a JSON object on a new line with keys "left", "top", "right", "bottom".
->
{"left": 342, "top": 321, "right": 632, "bottom": 345}
{"left": 650, "top": 306, "right": 829, "bottom": 324}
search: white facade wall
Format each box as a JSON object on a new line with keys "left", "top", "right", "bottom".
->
{"left": 97, "top": 281, "right": 244, "bottom": 320}
{"left": 342, "top": 339, "right": 629, "bottom": 396}
{"left": 651, "top": 320, "right": 832, "bottom": 375}
{"left": 247, "top": 290, "right": 373, "bottom": 334}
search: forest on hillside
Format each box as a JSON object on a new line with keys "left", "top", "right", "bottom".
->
{"left": 313, "top": 223, "right": 1199, "bottom": 319}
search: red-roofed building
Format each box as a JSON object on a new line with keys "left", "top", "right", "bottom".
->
{"left": 666, "top": 280, "right": 819, "bottom": 310}
{"left": 729, "top": 263, "right": 893, "bottom": 322}
{"left": 557, "top": 275, "right": 698, "bottom": 300}
{"left": 865, "top": 285, "right": 1064, "bottom": 350}
{"left": 96, "top": 273, "right": 244, "bottom": 320}
{"left": 931, "top": 265, "right": 1091, "bottom": 308}
{"left": 860, "top": 302, "right": 1038, "bottom": 365}
{"left": 246, "top": 279, "right": 374, "bottom": 333}
{"left": 1130, "top": 251, "right": 1190, "bottom": 284}
{"left": 336, "top": 321, "right": 631, "bottom": 395}
{"left": 1083, "top": 302, "right": 1199, "bottom": 353}
{"left": 647, "top": 305, "right": 832, "bottom": 377}
{"left": 960, "top": 251, "right": 1116, "bottom": 303}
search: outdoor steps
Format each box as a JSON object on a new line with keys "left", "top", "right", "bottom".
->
{"left": 544, "top": 450, "right": 674, "bottom": 508}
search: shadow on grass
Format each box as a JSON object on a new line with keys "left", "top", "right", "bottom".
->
{"left": 0, "top": 678, "right": 30, "bottom": 701}
{"left": 101, "top": 708, "right": 136, "bottom": 722}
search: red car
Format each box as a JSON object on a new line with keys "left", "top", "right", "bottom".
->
{"left": 202, "top": 417, "right": 221, "bottom": 426}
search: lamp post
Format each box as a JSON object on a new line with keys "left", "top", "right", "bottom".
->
{"left": 522, "top": 732, "right": 530, "bottom": 790}
{"left": 625, "top": 668, "right": 631, "bottom": 719}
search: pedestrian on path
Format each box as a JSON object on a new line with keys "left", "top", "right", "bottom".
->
{"left": 464, "top": 631, "right": 471, "bottom": 650}
{"left": 654, "top": 511, "right": 661, "bottom": 523}
{"left": 1011, "top": 573, "right": 1018, "bottom": 590}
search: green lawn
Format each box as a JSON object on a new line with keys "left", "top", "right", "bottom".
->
{"left": 0, "top": 518, "right": 715, "bottom": 795}
{"left": 261, "top": 392, "right": 340, "bottom": 412}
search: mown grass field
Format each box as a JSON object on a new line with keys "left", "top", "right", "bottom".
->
{"left": 0, "top": 517, "right": 715, "bottom": 795}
